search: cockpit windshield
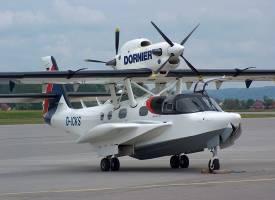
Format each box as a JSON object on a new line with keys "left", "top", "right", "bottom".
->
{"left": 176, "top": 97, "right": 205, "bottom": 113}
{"left": 161, "top": 94, "right": 222, "bottom": 114}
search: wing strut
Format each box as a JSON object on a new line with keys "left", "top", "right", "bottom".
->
{"left": 125, "top": 79, "right": 137, "bottom": 108}
{"left": 108, "top": 84, "right": 119, "bottom": 109}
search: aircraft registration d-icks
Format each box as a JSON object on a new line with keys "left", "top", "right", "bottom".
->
{"left": 0, "top": 22, "right": 275, "bottom": 172}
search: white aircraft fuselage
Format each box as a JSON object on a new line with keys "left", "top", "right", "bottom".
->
{"left": 49, "top": 96, "right": 241, "bottom": 160}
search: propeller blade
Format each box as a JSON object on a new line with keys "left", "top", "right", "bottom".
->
{"left": 115, "top": 28, "right": 120, "bottom": 55}
{"left": 151, "top": 21, "right": 174, "bottom": 47}
{"left": 180, "top": 55, "right": 200, "bottom": 76}
{"left": 84, "top": 59, "right": 106, "bottom": 64}
{"left": 180, "top": 24, "right": 200, "bottom": 45}
{"left": 155, "top": 56, "right": 172, "bottom": 73}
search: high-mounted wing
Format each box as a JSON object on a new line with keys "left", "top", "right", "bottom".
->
{"left": 0, "top": 67, "right": 275, "bottom": 86}
{"left": 0, "top": 92, "right": 116, "bottom": 103}
{"left": 166, "top": 68, "right": 275, "bottom": 82}
{"left": 0, "top": 68, "right": 152, "bottom": 85}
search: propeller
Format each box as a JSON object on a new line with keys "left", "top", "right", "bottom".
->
{"left": 155, "top": 56, "right": 173, "bottom": 73}
{"left": 180, "top": 55, "right": 200, "bottom": 76}
{"left": 151, "top": 21, "right": 174, "bottom": 47}
{"left": 84, "top": 59, "right": 106, "bottom": 64}
{"left": 115, "top": 28, "right": 120, "bottom": 55}
{"left": 151, "top": 21, "right": 200, "bottom": 75}
{"left": 180, "top": 24, "right": 200, "bottom": 45}
{"left": 85, "top": 28, "right": 120, "bottom": 68}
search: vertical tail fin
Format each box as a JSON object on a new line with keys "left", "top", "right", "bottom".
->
{"left": 42, "top": 56, "right": 59, "bottom": 114}
{"left": 41, "top": 56, "right": 71, "bottom": 124}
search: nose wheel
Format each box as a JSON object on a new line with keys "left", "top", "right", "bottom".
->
{"left": 170, "top": 155, "right": 189, "bottom": 169}
{"left": 100, "top": 157, "right": 120, "bottom": 172}
{"left": 208, "top": 147, "right": 220, "bottom": 172}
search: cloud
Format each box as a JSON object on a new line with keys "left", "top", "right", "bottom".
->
{"left": 53, "top": 0, "right": 106, "bottom": 25}
{"left": 0, "top": 0, "right": 274, "bottom": 72}
{"left": 0, "top": 10, "right": 49, "bottom": 30}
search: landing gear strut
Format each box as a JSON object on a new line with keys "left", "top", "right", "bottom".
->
{"left": 170, "top": 154, "right": 189, "bottom": 169}
{"left": 100, "top": 157, "right": 120, "bottom": 171}
{"left": 208, "top": 147, "right": 220, "bottom": 172}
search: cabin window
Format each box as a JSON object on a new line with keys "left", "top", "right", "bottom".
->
{"left": 119, "top": 108, "right": 127, "bottom": 119}
{"left": 107, "top": 111, "right": 112, "bottom": 120}
{"left": 100, "top": 112, "right": 104, "bottom": 120}
{"left": 139, "top": 106, "right": 148, "bottom": 116}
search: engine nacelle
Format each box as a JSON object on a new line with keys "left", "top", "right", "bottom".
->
{"left": 146, "top": 96, "right": 166, "bottom": 114}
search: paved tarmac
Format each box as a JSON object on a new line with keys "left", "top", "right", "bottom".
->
{"left": 0, "top": 118, "right": 275, "bottom": 200}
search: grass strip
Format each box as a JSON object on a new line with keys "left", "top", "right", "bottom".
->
{"left": 0, "top": 110, "right": 44, "bottom": 125}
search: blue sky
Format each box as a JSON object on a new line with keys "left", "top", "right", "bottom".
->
{"left": 0, "top": 0, "right": 274, "bottom": 73}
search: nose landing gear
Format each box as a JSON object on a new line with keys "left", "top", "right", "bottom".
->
{"left": 208, "top": 147, "right": 220, "bottom": 172}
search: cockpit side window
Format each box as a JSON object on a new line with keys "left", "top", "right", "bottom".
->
{"left": 176, "top": 97, "right": 202, "bottom": 113}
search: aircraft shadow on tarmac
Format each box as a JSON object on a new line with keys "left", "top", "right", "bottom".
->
{"left": 0, "top": 164, "right": 204, "bottom": 177}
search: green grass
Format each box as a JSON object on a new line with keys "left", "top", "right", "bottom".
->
{"left": 0, "top": 110, "right": 44, "bottom": 125}
{"left": 240, "top": 114, "right": 275, "bottom": 118}
{"left": 226, "top": 109, "right": 275, "bottom": 112}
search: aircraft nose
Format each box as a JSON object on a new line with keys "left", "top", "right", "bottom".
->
{"left": 198, "top": 112, "right": 241, "bottom": 131}
{"left": 227, "top": 112, "right": 242, "bottom": 127}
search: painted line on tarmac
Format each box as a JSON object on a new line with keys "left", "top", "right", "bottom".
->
{"left": 1, "top": 177, "right": 275, "bottom": 197}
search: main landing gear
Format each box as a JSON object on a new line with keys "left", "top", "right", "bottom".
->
{"left": 100, "top": 157, "right": 120, "bottom": 171}
{"left": 208, "top": 147, "right": 220, "bottom": 172}
{"left": 170, "top": 155, "right": 189, "bottom": 169}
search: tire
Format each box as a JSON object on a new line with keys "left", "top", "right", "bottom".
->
{"left": 179, "top": 155, "right": 189, "bottom": 168}
{"left": 208, "top": 158, "right": 220, "bottom": 172}
{"left": 170, "top": 155, "right": 180, "bottom": 168}
{"left": 110, "top": 157, "right": 120, "bottom": 171}
{"left": 100, "top": 158, "right": 110, "bottom": 171}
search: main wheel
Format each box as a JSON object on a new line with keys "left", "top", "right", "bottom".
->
{"left": 100, "top": 158, "right": 110, "bottom": 171}
{"left": 208, "top": 158, "right": 220, "bottom": 172}
{"left": 110, "top": 157, "right": 120, "bottom": 171}
{"left": 170, "top": 155, "right": 180, "bottom": 168}
{"left": 179, "top": 155, "right": 189, "bottom": 168}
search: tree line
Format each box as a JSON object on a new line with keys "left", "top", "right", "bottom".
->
{"left": 1, "top": 84, "right": 274, "bottom": 110}
{"left": 221, "top": 96, "right": 274, "bottom": 110}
